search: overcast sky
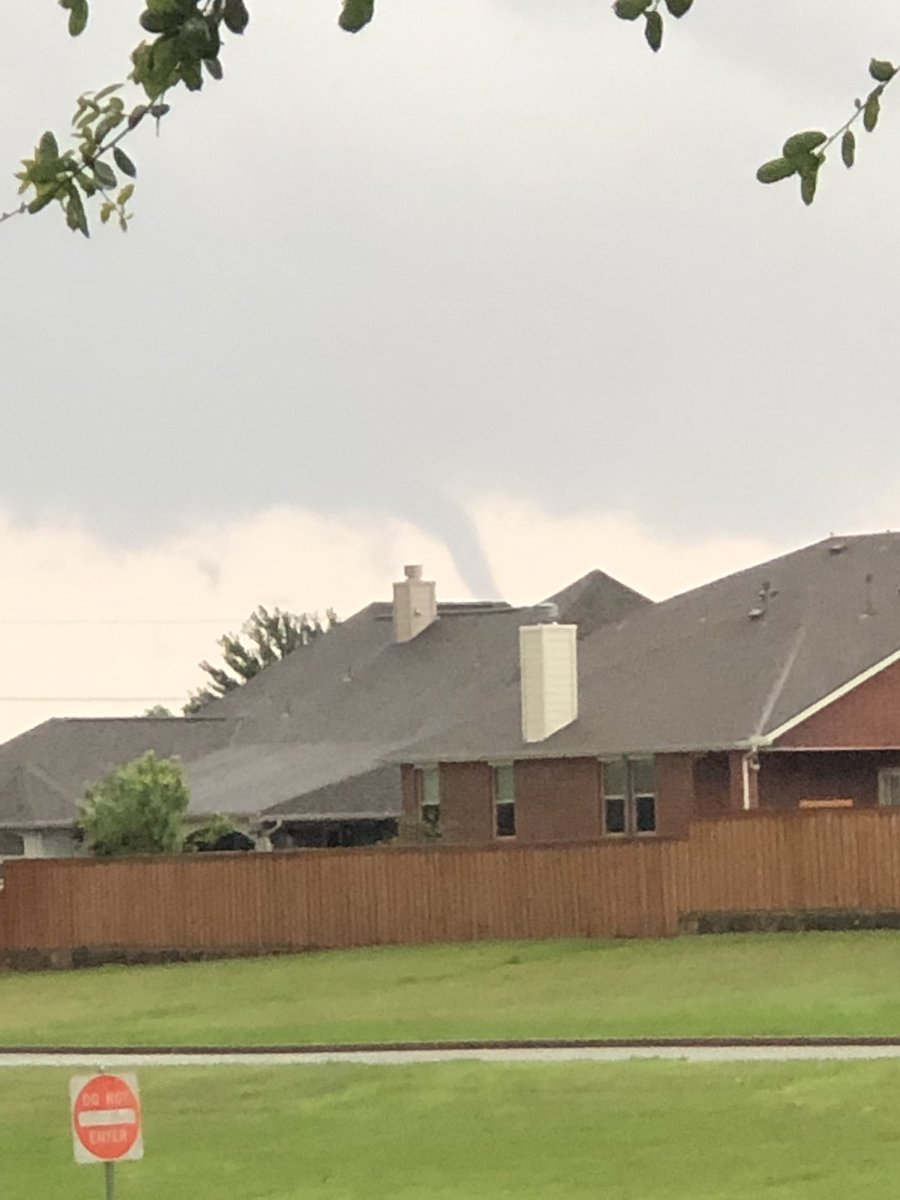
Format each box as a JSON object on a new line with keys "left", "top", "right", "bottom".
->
{"left": 0, "top": 1, "right": 898, "bottom": 739}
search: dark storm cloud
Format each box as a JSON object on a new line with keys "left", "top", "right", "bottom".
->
{"left": 2, "top": 1, "right": 900, "bottom": 592}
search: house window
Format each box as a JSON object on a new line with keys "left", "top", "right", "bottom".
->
{"left": 602, "top": 759, "right": 627, "bottom": 835}
{"left": 493, "top": 763, "right": 516, "bottom": 838}
{"left": 631, "top": 758, "right": 657, "bottom": 834}
{"left": 419, "top": 766, "right": 441, "bottom": 829}
{"left": 601, "top": 758, "right": 657, "bottom": 836}
{"left": 878, "top": 769, "right": 900, "bottom": 807}
{"left": 0, "top": 831, "right": 24, "bottom": 857}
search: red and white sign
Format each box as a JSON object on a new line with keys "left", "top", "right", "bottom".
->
{"left": 70, "top": 1073, "right": 143, "bottom": 1164}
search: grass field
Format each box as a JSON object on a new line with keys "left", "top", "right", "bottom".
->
{"left": 5, "top": 1059, "right": 900, "bottom": 1198}
{"left": 2, "top": 932, "right": 900, "bottom": 1045}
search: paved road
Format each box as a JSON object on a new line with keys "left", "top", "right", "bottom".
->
{"left": 4, "top": 1042, "right": 900, "bottom": 1067}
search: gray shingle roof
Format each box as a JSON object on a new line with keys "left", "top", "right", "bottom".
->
{"left": 0, "top": 571, "right": 648, "bottom": 826}
{"left": 19, "top": 534, "right": 898, "bottom": 823}
{"left": 399, "top": 534, "right": 900, "bottom": 761}
{"left": 185, "top": 741, "right": 390, "bottom": 818}
{"left": 260, "top": 765, "right": 401, "bottom": 821}
{"left": 0, "top": 717, "right": 233, "bottom": 828}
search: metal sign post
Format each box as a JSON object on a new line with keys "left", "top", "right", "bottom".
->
{"left": 105, "top": 1162, "right": 116, "bottom": 1200}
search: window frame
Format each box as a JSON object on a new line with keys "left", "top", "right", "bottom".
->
{"left": 492, "top": 762, "right": 517, "bottom": 840}
{"left": 600, "top": 757, "right": 657, "bottom": 837}
{"left": 601, "top": 758, "right": 627, "bottom": 837}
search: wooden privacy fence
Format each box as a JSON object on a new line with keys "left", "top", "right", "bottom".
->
{"left": 2, "top": 809, "right": 900, "bottom": 962}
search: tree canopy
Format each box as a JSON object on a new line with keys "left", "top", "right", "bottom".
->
{"left": 78, "top": 750, "right": 189, "bottom": 856}
{"left": 5, "top": 2, "right": 895, "bottom": 236}
{"left": 185, "top": 604, "right": 337, "bottom": 712}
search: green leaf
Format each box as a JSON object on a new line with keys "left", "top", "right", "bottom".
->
{"left": 65, "top": 184, "right": 89, "bottom": 236}
{"left": 64, "top": 0, "right": 89, "bottom": 37}
{"left": 100, "top": 202, "right": 115, "bottom": 225}
{"left": 863, "top": 90, "right": 881, "bottom": 132}
{"left": 128, "top": 105, "right": 150, "bottom": 129}
{"left": 94, "top": 113, "right": 125, "bottom": 144}
{"left": 613, "top": 0, "right": 650, "bottom": 19}
{"left": 644, "top": 10, "right": 663, "bottom": 52}
{"left": 27, "top": 191, "right": 59, "bottom": 215}
{"left": 782, "top": 130, "right": 827, "bottom": 160}
{"left": 339, "top": 0, "right": 375, "bottom": 31}
{"left": 117, "top": 183, "right": 135, "bottom": 206}
{"left": 94, "top": 83, "right": 123, "bottom": 102}
{"left": 180, "top": 14, "right": 216, "bottom": 55}
{"left": 755, "top": 157, "right": 796, "bottom": 185}
{"left": 204, "top": 57, "right": 224, "bottom": 81}
{"left": 113, "top": 147, "right": 137, "bottom": 178}
{"left": 139, "top": 9, "right": 170, "bottom": 33}
{"left": 181, "top": 60, "right": 204, "bottom": 91}
{"left": 800, "top": 167, "right": 819, "bottom": 206}
{"left": 28, "top": 162, "right": 65, "bottom": 185}
{"left": 841, "top": 129, "right": 856, "bottom": 169}
{"left": 37, "top": 131, "right": 60, "bottom": 164}
{"left": 869, "top": 59, "right": 896, "bottom": 83}
{"left": 93, "top": 160, "right": 117, "bottom": 189}
{"left": 663, "top": 0, "right": 693, "bottom": 15}
{"left": 223, "top": 0, "right": 250, "bottom": 34}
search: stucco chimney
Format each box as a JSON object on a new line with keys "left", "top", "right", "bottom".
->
{"left": 519, "top": 618, "right": 578, "bottom": 743}
{"left": 393, "top": 564, "right": 438, "bottom": 643}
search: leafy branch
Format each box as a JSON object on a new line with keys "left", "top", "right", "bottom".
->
{"left": 11, "top": 0, "right": 250, "bottom": 235}
{"left": 15, "top": 89, "right": 158, "bottom": 236}
{"left": 612, "top": 0, "right": 693, "bottom": 56}
{"left": 611, "top": 2, "right": 896, "bottom": 204}
{"left": 756, "top": 59, "right": 898, "bottom": 205}
{"left": 8, "top": 0, "right": 896, "bottom": 230}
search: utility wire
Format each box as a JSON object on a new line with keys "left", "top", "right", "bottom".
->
{"left": 0, "top": 618, "right": 240, "bottom": 626}
{"left": 0, "top": 696, "right": 187, "bottom": 703}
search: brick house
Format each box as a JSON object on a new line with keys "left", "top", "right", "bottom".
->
{"left": 0, "top": 564, "right": 647, "bottom": 855}
{"left": 4, "top": 535, "right": 900, "bottom": 858}
{"left": 399, "top": 534, "right": 900, "bottom": 844}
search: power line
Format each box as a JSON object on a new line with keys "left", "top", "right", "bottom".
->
{"left": 0, "top": 618, "right": 240, "bottom": 626}
{"left": 0, "top": 696, "right": 187, "bottom": 703}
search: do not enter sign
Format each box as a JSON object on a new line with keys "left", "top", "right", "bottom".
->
{"left": 70, "top": 1073, "right": 144, "bottom": 1164}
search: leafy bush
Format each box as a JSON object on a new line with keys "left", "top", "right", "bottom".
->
{"left": 78, "top": 751, "right": 189, "bottom": 856}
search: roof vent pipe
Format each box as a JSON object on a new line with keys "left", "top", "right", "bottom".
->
{"left": 532, "top": 601, "right": 560, "bottom": 623}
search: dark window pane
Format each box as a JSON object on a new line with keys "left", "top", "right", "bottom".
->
{"left": 605, "top": 797, "right": 626, "bottom": 834}
{"left": 0, "top": 831, "right": 24, "bottom": 856}
{"left": 496, "top": 801, "right": 516, "bottom": 838}
{"left": 603, "top": 759, "right": 627, "bottom": 797}
{"left": 422, "top": 803, "right": 441, "bottom": 829}
{"left": 636, "top": 796, "right": 656, "bottom": 833}
{"left": 630, "top": 758, "right": 655, "bottom": 795}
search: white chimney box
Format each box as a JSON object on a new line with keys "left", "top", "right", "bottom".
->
{"left": 519, "top": 622, "right": 578, "bottom": 743}
{"left": 393, "top": 564, "right": 438, "bottom": 643}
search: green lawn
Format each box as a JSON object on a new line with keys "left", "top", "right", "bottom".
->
{"left": 2, "top": 932, "right": 900, "bottom": 1046}
{"left": 5, "top": 1060, "right": 900, "bottom": 1198}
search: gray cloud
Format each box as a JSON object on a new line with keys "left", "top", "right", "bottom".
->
{"left": 2, "top": 1, "right": 900, "bottom": 592}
